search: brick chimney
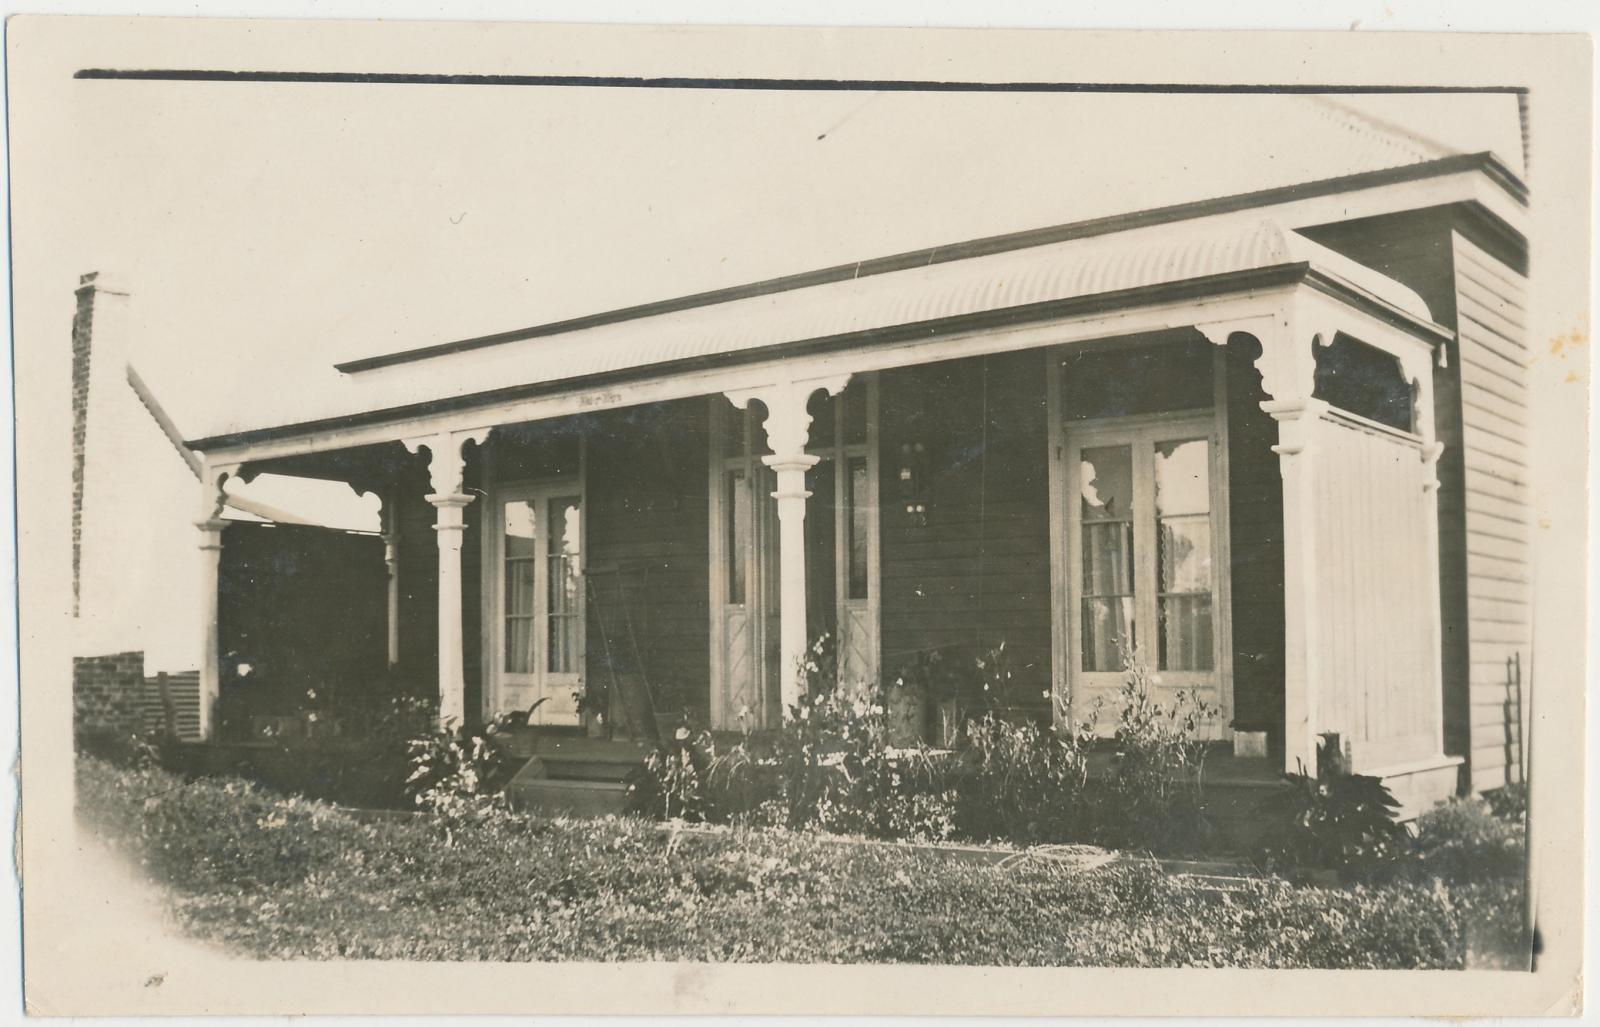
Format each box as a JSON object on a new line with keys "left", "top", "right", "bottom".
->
{"left": 72, "top": 272, "right": 129, "bottom": 617}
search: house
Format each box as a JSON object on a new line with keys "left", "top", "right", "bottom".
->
{"left": 176, "top": 145, "right": 1531, "bottom": 811}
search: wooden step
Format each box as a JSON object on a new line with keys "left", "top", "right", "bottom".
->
{"left": 508, "top": 736, "right": 650, "bottom": 783}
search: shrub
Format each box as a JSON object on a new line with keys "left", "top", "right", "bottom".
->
{"left": 73, "top": 723, "right": 170, "bottom": 770}
{"left": 1254, "top": 735, "right": 1408, "bottom": 879}
{"left": 403, "top": 711, "right": 528, "bottom": 815}
{"left": 1408, "top": 797, "right": 1527, "bottom": 886}
{"left": 1484, "top": 781, "right": 1528, "bottom": 823}
{"left": 1092, "top": 641, "right": 1216, "bottom": 852}
{"left": 77, "top": 757, "right": 354, "bottom": 892}
{"left": 955, "top": 707, "right": 1094, "bottom": 845}
{"left": 627, "top": 675, "right": 960, "bottom": 841}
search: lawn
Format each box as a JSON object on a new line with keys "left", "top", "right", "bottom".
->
{"left": 76, "top": 756, "right": 1526, "bottom": 967}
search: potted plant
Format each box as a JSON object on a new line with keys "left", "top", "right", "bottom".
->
{"left": 889, "top": 647, "right": 966, "bottom": 748}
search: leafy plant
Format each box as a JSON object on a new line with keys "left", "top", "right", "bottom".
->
{"left": 1255, "top": 733, "right": 1408, "bottom": 878}
{"left": 1408, "top": 796, "right": 1526, "bottom": 885}
{"left": 956, "top": 701, "right": 1096, "bottom": 845}
{"left": 1093, "top": 639, "right": 1216, "bottom": 852}
{"left": 1483, "top": 781, "right": 1528, "bottom": 824}
{"left": 625, "top": 725, "right": 720, "bottom": 822}
{"left": 403, "top": 704, "right": 539, "bottom": 817}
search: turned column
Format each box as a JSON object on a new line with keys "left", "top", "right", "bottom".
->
{"left": 194, "top": 465, "right": 233, "bottom": 741}
{"left": 725, "top": 375, "right": 850, "bottom": 713}
{"left": 403, "top": 428, "right": 490, "bottom": 729}
{"left": 1201, "top": 317, "right": 1328, "bottom": 775}
{"left": 379, "top": 495, "right": 402, "bottom": 669}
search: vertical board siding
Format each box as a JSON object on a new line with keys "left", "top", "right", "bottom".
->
{"left": 583, "top": 400, "right": 712, "bottom": 722}
{"left": 878, "top": 351, "right": 1053, "bottom": 706}
{"left": 1453, "top": 233, "right": 1531, "bottom": 793}
{"left": 1310, "top": 415, "right": 1439, "bottom": 768}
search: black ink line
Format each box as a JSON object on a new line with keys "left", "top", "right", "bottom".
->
{"left": 72, "top": 69, "right": 1527, "bottom": 94}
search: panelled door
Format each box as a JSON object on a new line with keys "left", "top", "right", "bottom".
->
{"left": 489, "top": 483, "right": 584, "bottom": 725}
{"left": 1064, "top": 412, "right": 1229, "bottom": 734}
{"left": 713, "top": 450, "right": 781, "bottom": 731}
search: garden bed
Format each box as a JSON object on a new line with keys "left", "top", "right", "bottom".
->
{"left": 76, "top": 756, "right": 1527, "bottom": 968}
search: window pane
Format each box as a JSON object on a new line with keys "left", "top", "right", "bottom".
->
{"left": 1079, "top": 445, "right": 1135, "bottom": 671}
{"left": 503, "top": 500, "right": 538, "bottom": 558}
{"left": 1083, "top": 597, "right": 1134, "bottom": 672}
{"left": 548, "top": 616, "right": 577, "bottom": 674}
{"left": 1155, "top": 439, "right": 1209, "bottom": 516}
{"left": 726, "top": 470, "right": 748, "bottom": 603}
{"left": 1155, "top": 438, "right": 1214, "bottom": 671}
{"left": 547, "top": 497, "right": 581, "bottom": 674}
{"left": 847, "top": 457, "right": 870, "bottom": 600}
{"left": 1082, "top": 521, "right": 1134, "bottom": 595}
{"left": 1158, "top": 518, "right": 1212, "bottom": 593}
{"left": 505, "top": 616, "right": 535, "bottom": 674}
{"left": 1080, "top": 446, "right": 1133, "bottom": 521}
{"left": 1160, "top": 595, "right": 1214, "bottom": 671}
{"left": 504, "top": 559, "right": 536, "bottom": 616}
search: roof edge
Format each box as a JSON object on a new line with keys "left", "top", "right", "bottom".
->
{"left": 195, "top": 259, "right": 1447, "bottom": 453}
{"left": 333, "top": 150, "right": 1525, "bottom": 375}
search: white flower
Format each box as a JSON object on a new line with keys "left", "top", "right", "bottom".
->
{"left": 236, "top": 663, "right": 253, "bottom": 677}
{"left": 674, "top": 726, "right": 690, "bottom": 741}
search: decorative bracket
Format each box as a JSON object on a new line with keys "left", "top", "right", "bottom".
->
{"left": 403, "top": 427, "right": 492, "bottom": 498}
{"left": 198, "top": 460, "right": 243, "bottom": 522}
{"left": 724, "top": 374, "right": 852, "bottom": 463}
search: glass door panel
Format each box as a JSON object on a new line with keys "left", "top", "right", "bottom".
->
{"left": 1079, "top": 445, "right": 1135, "bottom": 671}
{"left": 1154, "top": 439, "right": 1214, "bottom": 673}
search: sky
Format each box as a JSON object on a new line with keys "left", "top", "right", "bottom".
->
{"left": 55, "top": 83, "right": 1524, "bottom": 439}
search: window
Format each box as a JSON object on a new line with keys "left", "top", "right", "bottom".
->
{"left": 1067, "top": 416, "right": 1224, "bottom": 681}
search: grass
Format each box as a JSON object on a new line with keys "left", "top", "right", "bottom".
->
{"left": 76, "top": 756, "right": 1527, "bottom": 967}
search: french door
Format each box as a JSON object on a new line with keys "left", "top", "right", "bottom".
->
{"left": 488, "top": 483, "right": 584, "bottom": 725}
{"left": 1064, "top": 412, "right": 1230, "bottom": 734}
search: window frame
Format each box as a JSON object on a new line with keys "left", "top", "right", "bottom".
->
{"left": 1047, "top": 346, "right": 1234, "bottom": 736}
{"left": 482, "top": 473, "right": 586, "bottom": 726}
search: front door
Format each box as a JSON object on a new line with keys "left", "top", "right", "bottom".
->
{"left": 1063, "top": 412, "right": 1229, "bottom": 735}
{"left": 489, "top": 484, "right": 584, "bottom": 726}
